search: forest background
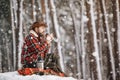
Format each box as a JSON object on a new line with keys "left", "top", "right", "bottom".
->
{"left": 0, "top": 0, "right": 120, "bottom": 80}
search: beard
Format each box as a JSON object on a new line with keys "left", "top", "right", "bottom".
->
{"left": 37, "top": 31, "right": 44, "bottom": 35}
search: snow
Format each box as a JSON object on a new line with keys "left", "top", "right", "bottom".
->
{"left": 82, "top": 16, "right": 89, "bottom": 22}
{"left": 0, "top": 71, "right": 77, "bottom": 80}
{"left": 111, "top": 28, "right": 116, "bottom": 32}
{"left": 92, "top": 52, "right": 98, "bottom": 57}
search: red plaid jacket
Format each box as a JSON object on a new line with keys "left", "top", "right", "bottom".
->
{"left": 21, "top": 30, "right": 50, "bottom": 65}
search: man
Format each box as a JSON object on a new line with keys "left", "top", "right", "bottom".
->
{"left": 21, "top": 21, "right": 53, "bottom": 68}
{"left": 20, "top": 21, "right": 65, "bottom": 76}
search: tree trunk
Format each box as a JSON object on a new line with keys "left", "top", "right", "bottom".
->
{"left": 31, "top": 0, "right": 36, "bottom": 22}
{"left": 18, "top": 0, "right": 23, "bottom": 69}
{"left": 111, "top": 0, "right": 120, "bottom": 79}
{"left": 99, "top": 0, "right": 116, "bottom": 79}
{"left": 0, "top": 46, "right": 2, "bottom": 72}
{"left": 41, "top": 0, "right": 46, "bottom": 21}
{"left": 49, "top": 0, "right": 64, "bottom": 72}
{"left": 85, "top": 0, "right": 97, "bottom": 79}
{"left": 89, "top": 0, "right": 102, "bottom": 80}
{"left": 69, "top": 1, "right": 82, "bottom": 79}
{"left": 10, "top": 0, "right": 17, "bottom": 70}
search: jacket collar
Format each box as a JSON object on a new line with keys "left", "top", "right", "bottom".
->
{"left": 29, "top": 30, "right": 38, "bottom": 37}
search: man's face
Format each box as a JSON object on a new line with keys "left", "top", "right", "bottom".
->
{"left": 38, "top": 26, "right": 46, "bottom": 34}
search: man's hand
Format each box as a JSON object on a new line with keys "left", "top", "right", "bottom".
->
{"left": 46, "top": 33, "right": 54, "bottom": 44}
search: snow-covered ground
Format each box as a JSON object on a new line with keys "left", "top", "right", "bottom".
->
{"left": 0, "top": 71, "right": 77, "bottom": 80}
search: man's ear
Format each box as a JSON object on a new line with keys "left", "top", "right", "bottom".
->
{"left": 35, "top": 27, "right": 38, "bottom": 32}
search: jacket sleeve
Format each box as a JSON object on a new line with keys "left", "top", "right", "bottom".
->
{"left": 28, "top": 35, "right": 50, "bottom": 58}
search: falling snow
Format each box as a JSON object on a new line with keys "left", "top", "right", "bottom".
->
{"left": 0, "top": 0, "right": 120, "bottom": 80}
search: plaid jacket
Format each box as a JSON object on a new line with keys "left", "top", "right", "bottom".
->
{"left": 21, "top": 30, "right": 50, "bottom": 65}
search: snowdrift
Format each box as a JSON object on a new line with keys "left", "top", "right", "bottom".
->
{"left": 0, "top": 71, "right": 77, "bottom": 80}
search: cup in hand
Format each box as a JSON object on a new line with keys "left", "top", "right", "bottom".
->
{"left": 46, "top": 33, "right": 54, "bottom": 43}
